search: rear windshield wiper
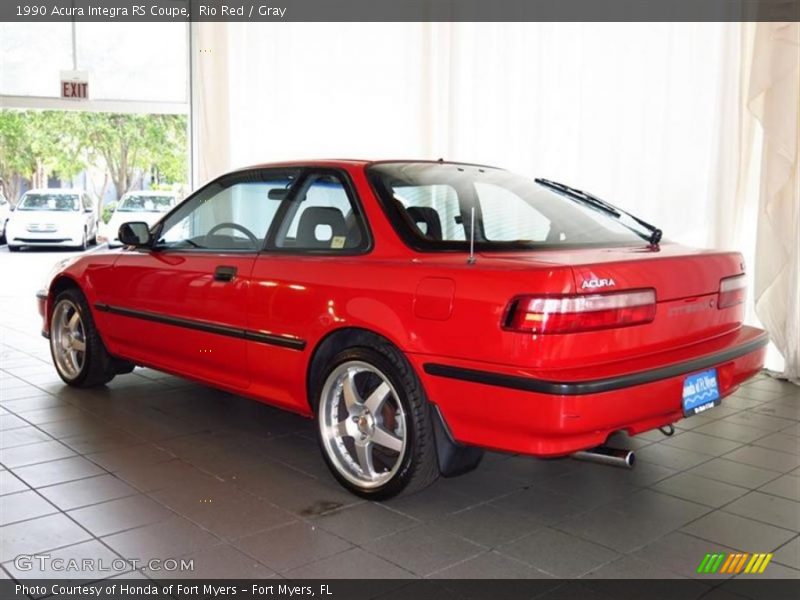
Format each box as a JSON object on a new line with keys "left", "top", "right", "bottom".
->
{"left": 535, "top": 178, "right": 663, "bottom": 246}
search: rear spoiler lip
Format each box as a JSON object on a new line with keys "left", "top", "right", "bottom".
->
{"left": 423, "top": 331, "right": 769, "bottom": 396}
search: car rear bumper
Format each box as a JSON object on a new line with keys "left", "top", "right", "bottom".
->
{"left": 411, "top": 326, "right": 768, "bottom": 457}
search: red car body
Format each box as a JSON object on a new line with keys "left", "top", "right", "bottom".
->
{"left": 38, "top": 160, "right": 767, "bottom": 467}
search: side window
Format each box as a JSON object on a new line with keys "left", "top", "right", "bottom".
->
{"left": 274, "top": 173, "right": 367, "bottom": 251}
{"left": 476, "top": 182, "right": 551, "bottom": 242}
{"left": 82, "top": 194, "right": 92, "bottom": 212}
{"left": 392, "top": 184, "right": 464, "bottom": 241}
{"left": 155, "top": 170, "right": 298, "bottom": 251}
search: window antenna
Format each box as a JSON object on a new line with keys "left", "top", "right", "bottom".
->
{"left": 467, "top": 206, "right": 477, "bottom": 265}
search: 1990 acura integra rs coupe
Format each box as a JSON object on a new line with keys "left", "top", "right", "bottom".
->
{"left": 37, "top": 160, "right": 768, "bottom": 498}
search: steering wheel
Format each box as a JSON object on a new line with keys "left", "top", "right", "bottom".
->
{"left": 205, "top": 222, "right": 260, "bottom": 248}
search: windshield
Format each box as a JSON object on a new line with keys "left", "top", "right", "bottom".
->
{"left": 367, "top": 163, "right": 647, "bottom": 251}
{"left": 18, "top": 193, "right": 80, "bottom": 212}
{"left": 118, "top": 194, "right": 175, "bottom": 212}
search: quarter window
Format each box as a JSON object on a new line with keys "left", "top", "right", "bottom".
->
{"left": 274, "top": 173, "right": 367, "bottom": 251}
{"left": 155, "top": 170, "right": 298, "bottom": 251}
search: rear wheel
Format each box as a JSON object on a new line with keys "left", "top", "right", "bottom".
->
{"left": 50, "top": 289, "right": 117, "bottom": 387}
{"left": 315, "top": 346, "right": 439, "bottom": 499}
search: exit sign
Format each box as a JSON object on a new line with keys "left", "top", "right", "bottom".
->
{"left": 60, "top": 70, "right": 89, "bottom": 100}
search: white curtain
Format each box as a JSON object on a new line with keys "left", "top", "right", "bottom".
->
{"left": 193, "top": 22, "right": 799, "bottom": 380}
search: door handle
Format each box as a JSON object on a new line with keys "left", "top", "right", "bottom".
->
{"left": 214, "top": 265, "right": 237, "bottom": 282}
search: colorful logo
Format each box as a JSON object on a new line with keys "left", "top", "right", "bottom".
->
{"left": 697, "top": 552, "right": 773, "bottom": 574}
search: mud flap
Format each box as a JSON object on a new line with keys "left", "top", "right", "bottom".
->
{"left": 431, "top": 404, "right": 484, "bottom": 477}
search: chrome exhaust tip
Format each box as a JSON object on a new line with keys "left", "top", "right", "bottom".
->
{"left": 572, "top": 446, "right": 635, "bottom": 469}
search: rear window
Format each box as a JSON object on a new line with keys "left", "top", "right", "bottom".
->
{"left": 368, "top": 162, "right": 646, "bottom": 251}
{"left": 18, "top": 193, "right": 80, "bottom": 212}
{"left": 118, "top": 194, "right": 175, "bottom": 212}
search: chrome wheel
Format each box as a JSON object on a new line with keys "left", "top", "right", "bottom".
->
{"left": 51, "top": 299, "right": 87, "bottom": 380}
{"left": 319, "top": 360, "right": 407, "bottom": 489}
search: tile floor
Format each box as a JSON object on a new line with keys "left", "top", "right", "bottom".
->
{"left": 0, "top": 249, "right": 798, "bottom": 583}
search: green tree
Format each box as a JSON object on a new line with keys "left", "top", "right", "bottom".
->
{"left": 0, "top": 109, "right": 187, "bottom": 204}
{"left": 0, "top": 110, "right": 89, "bottom": 200}
{"left": 81, "top": 112, "right": 187, "bottom": 201}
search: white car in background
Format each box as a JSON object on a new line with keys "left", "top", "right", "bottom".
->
{"left": 102, "top": 191, "right": 178, "bottom": 248}
{"left": 6, "top": 189, "right": 99, "bottom": 251}
{"left": 0, "top": 193, "right": 10, "bottom": 242}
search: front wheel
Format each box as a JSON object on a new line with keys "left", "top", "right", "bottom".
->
{"left": 50, "top": 289, "right": 117, "bottom": 387}
{"left": 315, "top": 346, "right": 439, "bottom": 499}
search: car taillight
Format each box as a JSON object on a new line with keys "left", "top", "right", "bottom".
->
{"left": 718, "top": 275, "right": 746, "bottom": 309}
{"left": 504, "top": 289, "right": 656, "bottom": 334}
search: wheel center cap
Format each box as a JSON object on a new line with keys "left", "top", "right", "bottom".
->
{"left": 356, "top": 412, "right": 374, "bottom": 435}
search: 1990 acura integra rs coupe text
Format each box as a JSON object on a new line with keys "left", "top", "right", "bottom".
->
{"left": 37, "top": 160, "right": 768, "bottom": 498}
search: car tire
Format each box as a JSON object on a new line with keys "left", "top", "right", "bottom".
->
{"left": 78, "top": 231, "right": 88, "bottom": 251}
{"left": 315, "top": 345, "right": 439, "bottom": 499}
{"left": 49, "top": 288, "right": 117, "bottom": 387}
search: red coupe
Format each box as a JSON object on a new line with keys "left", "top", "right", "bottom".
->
{"left": 37, "top": 160, "right": 767, "bottom": 498}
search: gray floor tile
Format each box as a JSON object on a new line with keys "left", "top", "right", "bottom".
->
{"left": 681, "top": 510, "right": 795, "bottom": 551}
{"left": 430, "top": 551, "right": 551, "bottom": 579}
{"left": 285, "top": 547, "right": 414, "bottom": 578}
{"left": 633, "top": 444, "right": 714, "bottom": 471}
{"left": 0, "top": 413, "right": 29, "bottom": 431}
{"left": 772, "top": 536, "right": 800, "bottom": 570}
{"left": 311, "top": 502, "right": 418, "bottom": 546}
{"left": 383, "top": 483, "right": 479, "bottom": 522}
{"left": 491, "top": 485, "right": 593, "bottom": 525}
{"left": 0, "top": 489, "right": 58, "bottom": 524}
{"left": 754, "top": 432, "right": 800, "bottom": 454}
{"left": 235, "top": 521, "right": 352, "bottom": 572}
{"left": 13, "top": 455, "right": 105, "bottom": 488}
{"left": 1, "top": 513, "right": 92, "bottom": 557}
{"left": 687, "top": 458, "right": 783, "bottom": 488}
{"left": 723, "top": 445, "right": 800, "bottom": 472}
{"left": 68, "top": 494, "right": 175, "bottom": 537}
{"left": 151, "top": 480, "right": 295, "bottom": 541}
{"left": 18, "top": 405, "right": 84, "bottom": 425}
{"left": 38, "top": 473, "right": 138, "bottom": 510}
{"left": 436, "top": 503, "right": 542, "bottom": 548}
{"left": 723, "top": 491, "right": 800, "bottom": 531}
{"left": 0, "top": 470, "right": 29, "bottom": 495}
{"left": 102, "top": 516, "right": 221, "bottom": 560}
{"left": 719, "top": 412, "right": 793, "bottom": 433}
{"left": 0, "top": 426, "right": 52, "bottom": 449}
{"left": 497, "top": 527, "right": 620, "bottom": 578}
{"left": 235, "top": 467, "right": 360, "bottom": 518}
{"left": 660, "top": 431, "right": 743, "bottom": 456}
{"left": 651, "top": 472, "right": 749, "bottom": 507}
{"left": 0, "top": 440, "right": 76, "bottom": 467}
{"left": 693, "top": 421, "right": 772, "bottom": 444}
{"left": 362, "top": 524, "right": 484, "bottom": 577}
{"left": 86, "top": 444, "right": 175, "bottom": 473}
{"left": 114, "top": 459, "right": 218, "bottom": 493}
{"left": 434, "top": 467, "right": 528, "bottom": 502}
{"left": 759, "top": 474, "right": 800, "bottom": 502}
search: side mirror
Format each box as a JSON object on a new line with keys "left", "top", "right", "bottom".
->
{"left": 118, "top": 222, "right": 152, "bottom": 247}
{"left": 85, "top": 207, "right": 93, "bottom": 214}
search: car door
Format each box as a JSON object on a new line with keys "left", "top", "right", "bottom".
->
{"left": 246, "top": 169, "right": 372, "bottom": 410}
{"left": 98, "top": 169, "right": 300, "bottom": 390}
